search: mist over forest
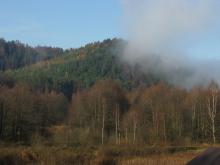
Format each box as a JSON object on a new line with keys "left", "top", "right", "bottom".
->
{"left": 0, "top": 37, "right": 219, "bottom": 164}
{"left": 122, "top": 0, "right": 220, "bottom": 88}
{"left": 1, "top": 0, "right": 220, "bottom": 164}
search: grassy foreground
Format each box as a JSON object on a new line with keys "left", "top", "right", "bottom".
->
{"left": 0, "top": 145, "right": 204, "bottom": 165}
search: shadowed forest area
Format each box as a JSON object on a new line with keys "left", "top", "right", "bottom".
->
{"left": 0, "top": 38, "right": 218, "bottom": 164}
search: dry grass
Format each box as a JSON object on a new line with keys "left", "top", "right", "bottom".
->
{"left": 118, "top": 152, "right": 199, "bottom": 165}
{"left": 0, "top": 146, "right": 94, "bottom": 165}
{"left": 0, "top": 146, "right": 202, "bottom": 165}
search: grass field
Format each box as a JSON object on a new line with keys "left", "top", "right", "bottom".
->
{"left": 118, "top": 153, "right": 198, "bottom": 165}
{"left": 0, "top": 146, "right": 204, "bottom": 165}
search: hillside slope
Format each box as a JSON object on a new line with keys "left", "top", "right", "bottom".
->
{"left": 1, "top": 39, "right": 159, "bottom": 98}
{"left": 0, "top": 38, "right": 63, "bottom": 70}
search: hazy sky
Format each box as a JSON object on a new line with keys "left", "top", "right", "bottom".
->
{"left": 0, "top": 0, "right": 220, "bottom": 58}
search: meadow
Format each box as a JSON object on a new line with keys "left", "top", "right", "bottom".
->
{"left": 0, "top": 145, "right": 203, "bottom": 165}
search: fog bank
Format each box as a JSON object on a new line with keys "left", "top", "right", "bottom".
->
{"left": 121, "top": 0, "right": 220, "bottom": 88}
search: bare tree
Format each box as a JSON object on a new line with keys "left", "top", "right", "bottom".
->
{"left": 206, "top": 81, "right": 218, "bottom": 144}
{"left": 101, "top": 98, "right": 105, "bottom": 145}
{"left": 115, "top": 104, "right": 120, "bottom": 145}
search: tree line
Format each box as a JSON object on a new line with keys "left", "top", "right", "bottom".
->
{"left": 68, "top": 80, "right": 220, "bottom": 146}
{"left": 0, "top": 84, "right": 68, "bottom": 143}
{"left": 0, "top": 79, "right": 220, "bottom": 147}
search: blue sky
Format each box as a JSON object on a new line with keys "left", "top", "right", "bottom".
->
{"left": 0, "top": 0, "right": 122, "bottom": 48}
{"left": 0, "top": 0, "right": 219, "bottom": 58}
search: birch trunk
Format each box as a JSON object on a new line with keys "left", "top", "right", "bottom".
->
{"left": 102, "top": 100, "right": 105, "bottom": 145}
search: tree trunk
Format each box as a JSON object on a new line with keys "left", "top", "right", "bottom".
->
{"left": 115, "top": 105, "right": 118, "bottom": 145}
{"left": 212, "top": 119, "right": 216, "bottom": 144}
{"left": 133, "top": 119, "right": 137, "bottom": 144}
{"left": 163, "top": 117, "right": 166, "bottom": 143}
{"left": 101, "top": 100, "right": 105, "bottom": 145}
{"left": 117, "top": 104, "right": 120, "bottom": 145}
{"left": 0, "top": 102, "right": 4, "bottom": 139}
{"left": 125, "top": 127, "right": 128, "bottom": 144}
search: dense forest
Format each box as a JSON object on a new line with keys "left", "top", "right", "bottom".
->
{"left": 1, "top": 39, "right": 159, "bottom": 99}
{"left": 0, "top": 38, "right": 63, "bottom": 70}
{"left": 0, "top": 38, "right": 219, "bottom": 147}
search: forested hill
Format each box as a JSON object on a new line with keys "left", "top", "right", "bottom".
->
{"left": 1, "top": 38, "right": 159, "bottom": 98}
{"left": 1, "top": 38, "right": 219, "bottom": 148}
{"left": 0, "top": 38, "right": 63, "bottom": 70}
